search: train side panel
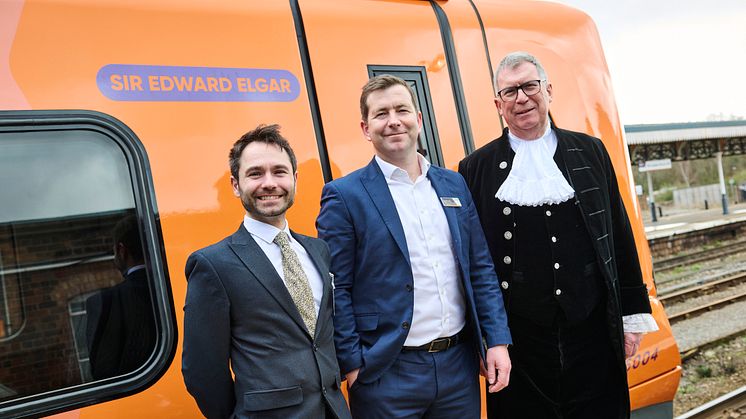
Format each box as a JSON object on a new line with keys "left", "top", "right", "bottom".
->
{"left": 0, "top": 0, "right": 680, "bottom": 417}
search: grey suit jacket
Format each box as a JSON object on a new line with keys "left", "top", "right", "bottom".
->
{"left": 182, "top": 224, "right": 351, "bottom": 419}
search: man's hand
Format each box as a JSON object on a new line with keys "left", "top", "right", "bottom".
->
{"left": 624, "top": 332, "right": 642, "bottom": 358}
{"left": 345, "top": 368, "right": 360, "bottom": 389}
{"left": 480, "top": 345, "right": 511, "bottom": 393}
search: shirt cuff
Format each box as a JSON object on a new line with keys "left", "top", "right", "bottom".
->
{"left": 622, "top": 313, "right": 659, "bottom": 333}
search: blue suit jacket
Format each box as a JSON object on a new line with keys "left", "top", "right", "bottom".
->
{"left": 316, "top": 158, "right": 511, "bottom": 384}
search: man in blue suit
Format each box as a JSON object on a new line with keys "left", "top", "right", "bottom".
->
{"left": 316, "top": 75, "right": 512, "bottom": 418}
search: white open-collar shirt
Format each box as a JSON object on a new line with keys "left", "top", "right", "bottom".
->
{"left": 375, "top": 154, "right": 466, "bottom": 346}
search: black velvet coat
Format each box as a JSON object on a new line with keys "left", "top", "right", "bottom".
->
{"left": 458, "top": 126, "right": 652, "bottom": 418}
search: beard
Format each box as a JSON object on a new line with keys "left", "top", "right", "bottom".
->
{"left": 240, "top": 189, "right": 295, "bottom": 220}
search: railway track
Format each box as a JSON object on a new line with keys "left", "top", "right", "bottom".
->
{"left": 679, "top": 327, "right": 746, "bottom": 362}
{"left": 660, "top": 272, "right": 746, "bottom": 306}
{"left": 668, "top": 290, "right": 746, "bottom": 325}
{"left": 661, "top": 272, "right": 746, "bottom": 361}
{"left": 654, "top": 240, "right": 746, "bottom": 273}
{"left": 668, "top": 289, "right": 746, "bottom": 327}
{"left": 677, "top": 385, "right": 746, "bottom": 418}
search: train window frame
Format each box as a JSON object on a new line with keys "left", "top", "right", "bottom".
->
{"left": 0, "top": 245, "right": 25, "bottom": 342}
{"left": 0, "top": 110, "right": 176, "bottom": 419}
{"left": 367, "top": 65, "right": 446, "bottom": 167}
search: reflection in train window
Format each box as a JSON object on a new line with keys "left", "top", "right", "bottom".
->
{"left": 0, "top": 115, "right": 171, "bottom": 415}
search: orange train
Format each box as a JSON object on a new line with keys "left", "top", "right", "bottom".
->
{"left": 0, "top": 0, "right": 680, "bottom": 417}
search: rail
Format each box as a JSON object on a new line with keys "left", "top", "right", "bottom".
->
{"left": 654, "top": 240, "right": 746, "bottom": 272}
{"left": 677, "top": 385, "right": 746, "bottom": 418}
{"left": 660, "top": 272, "right": 746, "bottom": 305}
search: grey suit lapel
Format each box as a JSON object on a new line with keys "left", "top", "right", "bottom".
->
{"left": 227, "top": 226, "right": 310, "bottom": 339}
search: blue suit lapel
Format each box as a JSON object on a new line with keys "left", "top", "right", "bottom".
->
{"left": 360, "top": 159, "right": 411, "bottom": 267}
{"left": 427, "top": 168, "right": 464, "bottom": 262}
{"left": 227, "top": 226, "right": 311, "bottom": 339}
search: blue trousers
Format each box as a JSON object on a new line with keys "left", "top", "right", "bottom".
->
{"left": 348, "top": 342, "right": 481, "bottom": 418}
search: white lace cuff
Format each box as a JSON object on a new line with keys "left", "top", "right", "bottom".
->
{"left": 622, "top": 313, "right": 659, "bottom": 333}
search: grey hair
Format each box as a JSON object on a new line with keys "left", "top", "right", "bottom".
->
{"left": 494, "top": 51, "right": 549, "bottom": 92}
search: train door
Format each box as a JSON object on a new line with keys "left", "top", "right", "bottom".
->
{"left": 295, "top": 0, "right": 501, "bottom": 174}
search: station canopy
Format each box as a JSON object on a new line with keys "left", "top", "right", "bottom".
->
{"left": 625, "top": 120, "right": 746, "bottom": 164}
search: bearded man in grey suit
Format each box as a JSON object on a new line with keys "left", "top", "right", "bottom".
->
{"left": 182, "top": 124, "right": 351, "bottom": 419}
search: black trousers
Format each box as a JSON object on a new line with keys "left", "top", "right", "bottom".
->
{"left": 487, "top": 306, "right": 623, "bottom": 419}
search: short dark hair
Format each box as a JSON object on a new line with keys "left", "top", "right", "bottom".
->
{"left": 112, "top": 214, "right": 143, "bottom": 262}
{"left": 229, "top": 124, "right": 298, "bottom": 179}
{"left": 360, "top": 75, "right": 418, "bottom": 121}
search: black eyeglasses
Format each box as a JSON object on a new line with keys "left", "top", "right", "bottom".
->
{"left": 496, "top": 80, "right": 544, "bottom": 102}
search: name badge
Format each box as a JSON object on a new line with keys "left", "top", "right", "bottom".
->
{"left": 440, "top": 197, "right": 462, "bottom": 207}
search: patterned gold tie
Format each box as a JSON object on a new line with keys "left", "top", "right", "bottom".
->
{"left": 274, "top": 231, "right": 317, "bottom": 336}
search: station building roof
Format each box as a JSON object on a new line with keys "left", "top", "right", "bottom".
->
{"left": 624, "top": 120, "right": 746, "bottom": 145}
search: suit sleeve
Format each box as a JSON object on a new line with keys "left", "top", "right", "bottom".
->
{"left": 600, "top": 142, "right": 651, "bottom": 316}
{"left": 316, "top": 182, "right": 363, "bottom": 375}
{"left": 457, "top": 159, "right": 470, "bottom": 184}
{"left": 182, "top": 251, "right": 235, "bottom": 418}
{"left": 459, "top": 176, "right": 512, "bottom": 347}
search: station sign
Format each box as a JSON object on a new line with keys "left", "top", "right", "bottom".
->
{"left": 638, "top": 159, "right": 672, "bottom": 172}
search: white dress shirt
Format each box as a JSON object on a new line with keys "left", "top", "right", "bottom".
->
{"left": 242, "top": 215, "right": 324, "bottom": 315}
{"left": 375, "top": 154, "right": 466, "bottom": 346}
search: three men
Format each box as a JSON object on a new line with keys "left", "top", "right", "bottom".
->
{"left": 182, "top": 125, "right": 351, "bottom": 419}
{"left": 458, "top": 51, "right": 657, "bottom": 418}
{"left": 317, "top": 75, "right": 512, "bottom": 418}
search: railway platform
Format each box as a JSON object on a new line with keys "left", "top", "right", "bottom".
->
{"left": 642, "top": 202, "right": 746, "bottom": 240}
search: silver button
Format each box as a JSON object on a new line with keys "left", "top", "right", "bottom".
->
{"left": 555, "top": 289, "right": 562, "bottom": 296}
{"left": 503, "top": 207, "right": 511, "bottom": 215}
{"left": 551, "top": 236, "right": 557, "bottom": 243}
{"left": 545, "top": 210, "right": 552, "bottom": 216}
{"left": 503, "top": 256, "right": 512, "bottom": 264}
{"left": 501, "top": 281, "right": 509, "bottom": 289}
{"left": 554, "top": 263, "right": 560, "bottom": 269}
{"left": 499, "top": 161, "right": 508, "bottom": 169}
{"left": 504, "top": 231, "right": 513, "bottom": 240}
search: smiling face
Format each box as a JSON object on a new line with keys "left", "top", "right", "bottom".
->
{"left": 495, "top": 61, "right": 553, "bottom": 140}
{"left": 230, "top": 141, "right": 296, "bottom": 228}
{"left": 361, "top": 84, "right": 423, "bottom": 164}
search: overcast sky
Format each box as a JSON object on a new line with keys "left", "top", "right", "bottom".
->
{"left": 0, "top": 131, "right": 134, "bottom": 223}
{"left": 551, "top": 0, "right": 746, "bottom": 125}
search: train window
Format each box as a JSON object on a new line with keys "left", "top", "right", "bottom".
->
{"left": 0, "top": 111, "right": 174, "bottom": 418}
{"left": 368, "top": 65, "right": 445, "bottom": 167}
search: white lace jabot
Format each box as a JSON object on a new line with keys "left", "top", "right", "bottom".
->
{"left": 495, "top": 125, "right": 575, "bottom": 206}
